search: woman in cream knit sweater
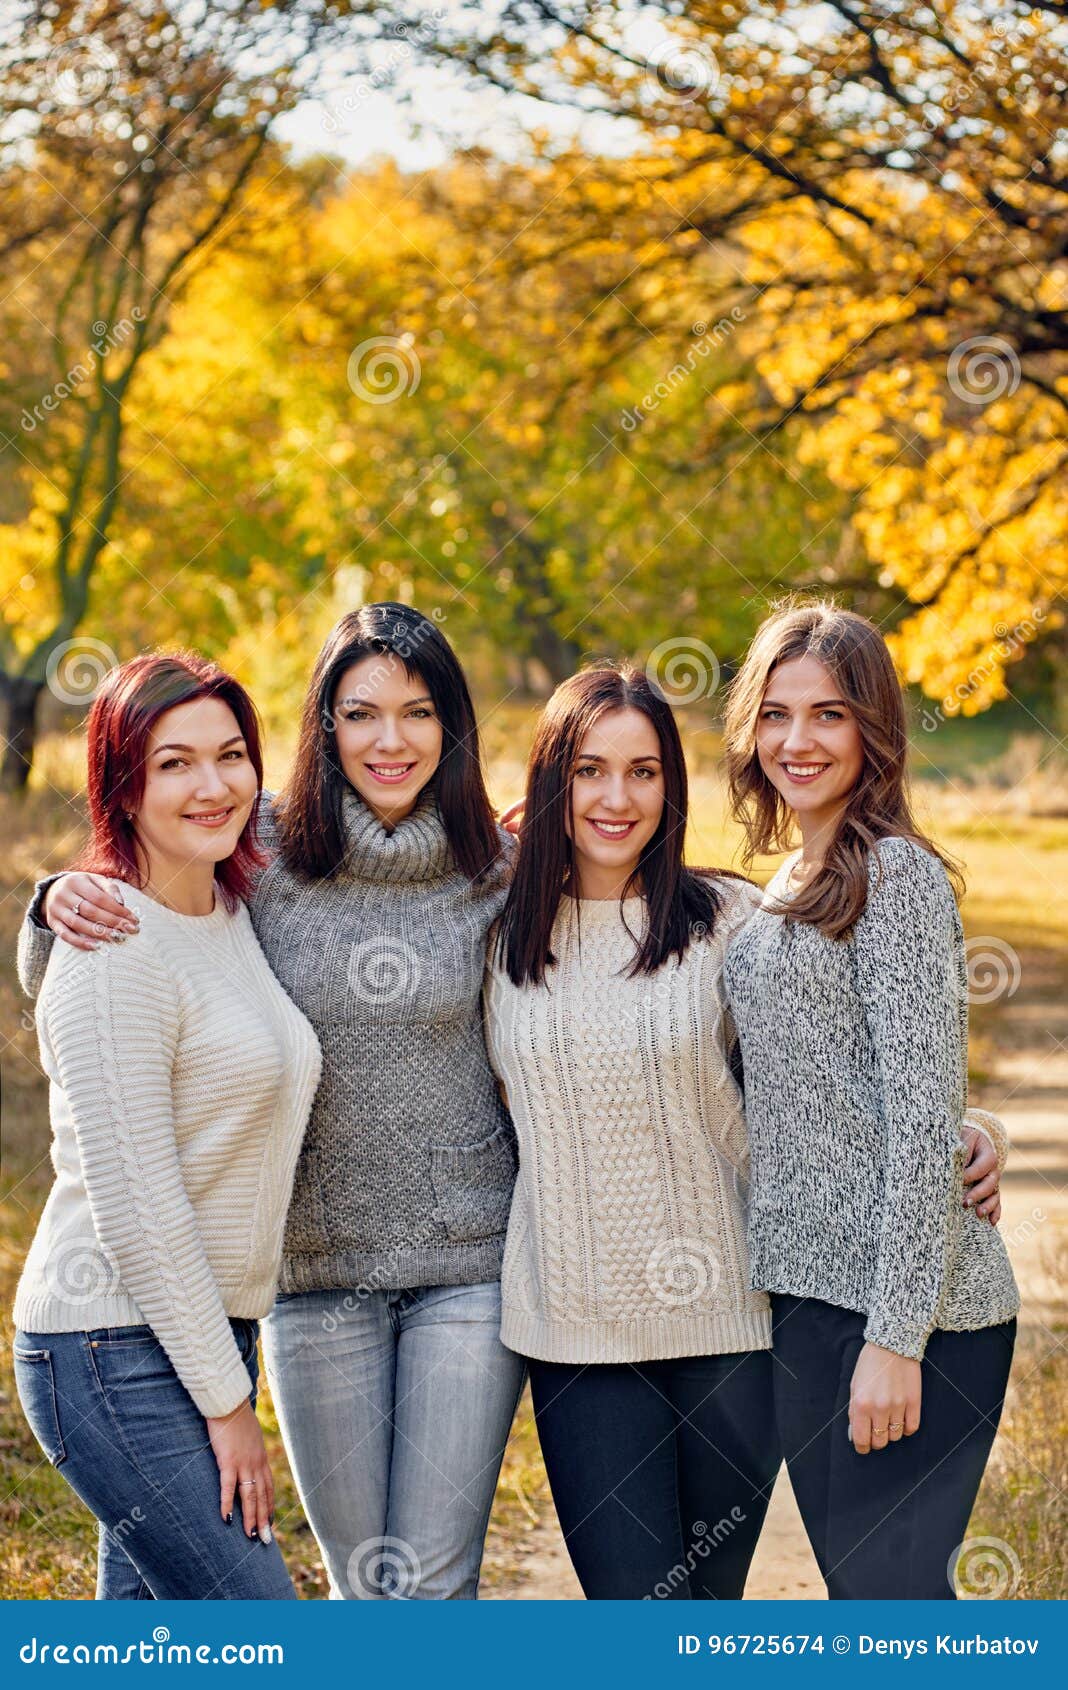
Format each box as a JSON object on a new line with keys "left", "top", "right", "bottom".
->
{"left": 13, "top": 653, "right": 321, "bottom": 1599}
{"left": 484, "top": 664, "right": 779, "bottom": 1599}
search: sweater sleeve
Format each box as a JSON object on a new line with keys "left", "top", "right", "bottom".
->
{"left": 41, "top": 937, "right": 253, "bottom": 1418}
{"left": 853, "top": 841, "right": 967, "bottom": 1360}
{"left": 16, "top": 876, "right": 64, "bottom": 1000}
{"left": 696, "top": 934, "right": 751, "bottom": 1179}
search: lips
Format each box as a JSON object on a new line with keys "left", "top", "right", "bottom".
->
{"left": 183, "top": 808, "right": 235, "bottom": 828}
{"left": 366, "top": 763, "right": 416, "bottom": 784}
{"left": 781, "top": 763, "right": 831, "bottom": 784}
{"left": 586, "top": 818, "right": 639, "bottom": 839}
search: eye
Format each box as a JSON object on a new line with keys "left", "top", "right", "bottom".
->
{"left": 632, "top": 766, "right": 656, "bottom": 779}
{"left": 159, "top": 757, "right": 185, "bottom": 770}
{"left": 819, "top": 709, "right": 845, "bottom": 721}
{"left": 575, "top": 765, "right": 600, "bottom": 778}
{"left": 761, "top": 708, "right": 787, "bottom": 721}
{"left": 222, "top": 748, "right": 245, "bottom": 760}
{"left": 343, "top": 708, "right": 372, "bottom": 721}
{"left": 407, "top": 707, "right": 434, "bottom": 718}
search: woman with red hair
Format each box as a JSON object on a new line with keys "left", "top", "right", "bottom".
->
{"left": 12, "top": 652, "right": 322, "bottom": 1600}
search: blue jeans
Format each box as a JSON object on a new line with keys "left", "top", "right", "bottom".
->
{"left": 14, "top": 1319, "right": 295, "bottom": 1600}
{"left": 262, "top": 1281, "right": 526, "bottom": 1599}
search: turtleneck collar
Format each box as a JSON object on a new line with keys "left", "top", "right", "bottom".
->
{"left": 338, "top": 780, "right": 457, "bottom": 884}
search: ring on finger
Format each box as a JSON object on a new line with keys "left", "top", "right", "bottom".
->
{"left": 71, "top": 897, "right": 82, "bottom": 919}
{"left": 889, "top": 1421, "right": 904, "bottom": 1433}
{"left": 238, "top": 1479, "right": 257, "bottom": 1488}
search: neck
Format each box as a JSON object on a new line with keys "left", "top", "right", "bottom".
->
{"left": 794, "top": 802, "right": 846, "bottom": 869}
{"left": 140, "top": 852, "right": 218, "bottom": 916}
{"left": 569, "top": 854, "right": 642, "bottom": 902}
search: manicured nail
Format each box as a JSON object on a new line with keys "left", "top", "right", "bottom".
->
{"left": 226, "top": 1512, "right": 233, "bottom": 1525}
{"left": 112, "top": 932, "right": 127, "bottom": 943}
{"left": 260, "top": 1524, "right": 273, "bottom": 1544}
{"left": 249, "top": 1529, "right": 258, "bottom": 1541}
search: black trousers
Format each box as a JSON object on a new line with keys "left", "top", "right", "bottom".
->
{"left": 527, "top": 1348, "right": 780, "bottom": 1599}
{"left": 771, "top": 1294, "right": 1016, "bottom": 1599}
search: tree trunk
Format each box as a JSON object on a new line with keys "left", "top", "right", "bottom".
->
{"left": 0, "top": 672, "right": 45, "bottom": 792}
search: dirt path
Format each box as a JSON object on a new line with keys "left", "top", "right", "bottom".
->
{"left": 490, "top": 946, "right": 1066, "bottom": 1601}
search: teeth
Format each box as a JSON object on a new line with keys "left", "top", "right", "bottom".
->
{"left": 370, "top": 766, "right": 411, "bottom": 775}
{"left": 590, "top": 820, "right": 633, "bottom": 833}
{"left": 785, "top": 765, "right": 828, "bottom": 777}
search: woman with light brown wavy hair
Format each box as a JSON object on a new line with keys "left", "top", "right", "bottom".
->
{"left": 721, "top": 600, "right": 1019, "bottom": 1600}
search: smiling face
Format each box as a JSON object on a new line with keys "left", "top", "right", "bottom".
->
{"left": 565, "top": 707, "right": 666, "bottom": 899}
{"left": 331, "top": 653, "right": 444, "bottom": 826}
{"left": 755, "top": 653, "right": 865, "bottom": 832}
{"left": 136, "top": 696, "right": 259, "bottom": 880}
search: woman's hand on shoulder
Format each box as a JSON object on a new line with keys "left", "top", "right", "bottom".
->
{"left": 41, "top": 873, "right": 140, "bottom": 952}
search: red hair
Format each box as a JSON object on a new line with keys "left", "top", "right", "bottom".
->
{"left": 72, "top": 651, "right": 267, "bottom": 911}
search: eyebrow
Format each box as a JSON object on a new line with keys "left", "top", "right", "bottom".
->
{"left": 154, "top": 735, "right": 246, "bottom": 753}
{"left": 336, "top": 695, "right": 434, "bottom": 709}
{"left": 761, "top": 698, "right": 848, "bottom": 710}
{"left": 576, "top": 752, "right": 663, "bottom": 764}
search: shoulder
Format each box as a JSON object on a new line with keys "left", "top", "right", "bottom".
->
{"left": 867, "top": 836, "right": 954, "bottom": 899}
{"left": 859, "top": 837, "right": 958, "bottom": 941}
{"left": 253, "top": 791, "right": 281, "bottom": 852}
{"left": 693, "top": 870, "right": 763, "bottom": 938}
{"left": 42, "top": 893, "right": 177, "bottom": 1016}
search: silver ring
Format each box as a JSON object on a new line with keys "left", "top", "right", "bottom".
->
{"left": 238, "top": 1479, "right": 257, "bottom": 1488}
{"left": 71, "top": 897, "right": 83, "bottom": 920}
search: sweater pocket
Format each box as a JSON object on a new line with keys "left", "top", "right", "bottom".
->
{"left": 429, "top": 1122, "right": 518, "bottom": 1244}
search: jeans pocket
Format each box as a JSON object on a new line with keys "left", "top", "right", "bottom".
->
{"left": 430, "top": 1121, "right": 518, "bottom": 1243}
{"left": 13, "top": 1347, "right": 67, "bottom": 1468}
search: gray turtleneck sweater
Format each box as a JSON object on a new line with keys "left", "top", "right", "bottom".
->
{"left": 17, "top": 785, "right": 518, "bottom": 1296}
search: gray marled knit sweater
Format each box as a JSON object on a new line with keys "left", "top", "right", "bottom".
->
{"left": 18, "top": 785, "right": 518, "bottom": 1296}
{"left": 723, "top": 836, "right": 1019, "bottom": 1360}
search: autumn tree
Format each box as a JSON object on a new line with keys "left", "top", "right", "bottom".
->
{"left": 0, "top": 0, "right": 387, "bottom": 788}
{"left": 385, "top": 0, "right": 1068, "bottom": 713}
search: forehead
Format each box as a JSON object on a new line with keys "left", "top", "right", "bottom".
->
{"left": 577, "top": 706, "right": 661, "bottom": 760}
{"left": 146, "top": 695, "right": 241, "bottom": 749}
{"left": 762, "top": 653, "right": 838, "bottom": 702}
{"left": 334, "top": 655, "right": 426, "bottom": 705}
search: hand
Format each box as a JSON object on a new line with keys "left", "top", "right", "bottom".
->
{"left": 205, "top": 1399, "right": 275, "bottom": 1541}
{"left": 40, "top": 873, "right": 140, "bottom": 951}
{"left": 499, "top": 799, "right": 525, "bottom": 837}
{"left": 961, "top": 1125, "right": 1000, "bottom": 1224}
{"left": 848, "top": 1341, "right": 921, "bottom": 1455}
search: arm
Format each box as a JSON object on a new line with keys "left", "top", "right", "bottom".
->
{"left": 697, "top": 949, "right": 751, "bottom": 1178}
{"left": 854, "top": 843, "right": 967, "bottom": 1362}
{"left": 42, "top": 938, "right": 253, "bottom": 1420}
{"left": 16, "top": 876, "right": 63, "bottom": 999}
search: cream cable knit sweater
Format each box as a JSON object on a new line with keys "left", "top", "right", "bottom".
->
{"left": 14, "top": 886, "right": 322, "bottom": 1418}
{"left": 483, "top": 880, "right": 771, "bottom": 1364}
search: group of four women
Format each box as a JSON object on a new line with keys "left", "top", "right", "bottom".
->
{"left": 13, "top": 598, "right": 1019, "bottom": 1602}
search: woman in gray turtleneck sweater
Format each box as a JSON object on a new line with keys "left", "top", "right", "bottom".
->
{"left": 17, "top": 604, "right": 525, "bottom": 1602}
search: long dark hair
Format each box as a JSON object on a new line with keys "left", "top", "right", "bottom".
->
{"left": 73, "top": 651, "right": 266, "bottom": 912}
{"left": 723, "top": 598, "right": 963, "bottom": 938}
{"left": 275, "top": 603, "right": 503, "bottom": 882}
{"left": 497, "top": 663, "right": 733, "bottom": 985}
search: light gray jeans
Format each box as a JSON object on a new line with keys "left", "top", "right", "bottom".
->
{"left": 262, "top": 1280, "right": 525, "bottom": 1599}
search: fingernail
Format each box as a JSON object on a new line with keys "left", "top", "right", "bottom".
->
{"left": 112, "top": 932, "right": 127, "bottom": 943}
{"left": 249, "top": 1529, "right": 258, "bottom": 1541}
{"left": 260, "top": 1524, "right": 273, "bottom": 1544}
{"left": 226, "top": 1512, "right": 233, "bottom": 1525}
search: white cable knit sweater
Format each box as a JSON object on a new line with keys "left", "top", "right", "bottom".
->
{"left": 483, "top": 880, "right": 771, "bottom": 1364}
{"left": 14, "top": 884, "right": 322, "bottom": 1418}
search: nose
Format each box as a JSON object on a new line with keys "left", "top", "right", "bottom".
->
{"left": 599, "top": 773, "right": 629, "bottom": 813}
{"left": 193, "top": 761, "right": 230, "bottom": 800}
{"left": 781, "top": 714, "right": 815, "bottom": 757}
{"left": 374, "top": 715, "right": 407, "bottom": 753}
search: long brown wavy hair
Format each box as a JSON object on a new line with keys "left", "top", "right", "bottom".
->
{"left": 723, "top": 600, "right": 962, "bottom": 938}
{"left": 496, "top": 663, "right": 738, "bottom": 985}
